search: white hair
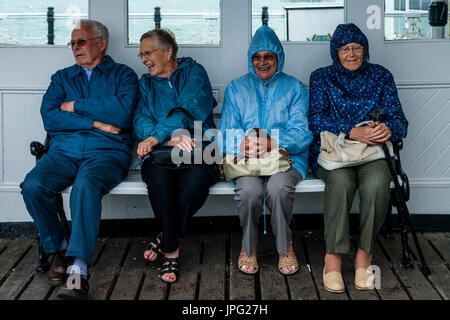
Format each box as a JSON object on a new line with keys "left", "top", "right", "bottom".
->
{"left": 75, "top": 19, "right": 109, "bottom": 51}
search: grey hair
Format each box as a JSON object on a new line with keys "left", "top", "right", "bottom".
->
{"left": 76, "top": 19, "right": 109, "bottom": 51}
{"left": 140, "top": 29, "right": 178, "bottom": 61}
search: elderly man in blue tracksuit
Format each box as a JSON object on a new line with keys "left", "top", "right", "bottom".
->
{"left": 20, "top": 20, "right": 138, "bottom": 299}
{"left": 219, "top": 25, "right": 313, "bottom": 276}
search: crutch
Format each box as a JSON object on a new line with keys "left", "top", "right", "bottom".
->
{"left": 369, "top": 109, "right": 431, "bottom": 276}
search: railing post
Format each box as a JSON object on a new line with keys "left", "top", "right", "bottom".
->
{"left": 47, "top": 7, "right": 55, "bottom": 45}
{"left": 154, "top": 7, "right": 161, "bottom": 29}
{"left": 262, "top": 6, "right": 268, "bottom": 26}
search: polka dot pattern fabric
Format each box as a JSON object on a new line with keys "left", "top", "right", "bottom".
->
{"left": 308, "top": 23, "right": 408, "bottom": 174}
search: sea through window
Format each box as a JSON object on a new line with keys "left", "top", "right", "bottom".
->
{"left": 127, "top": 0, "right": 221, "bottom": 45}
{"left": 0, "top": 0, "right": 88, "bottom": 45}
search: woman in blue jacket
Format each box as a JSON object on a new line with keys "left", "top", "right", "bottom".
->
{"left": 133, "top": 29, "right": 218, "bottom": 283}
{"left": 309, "top": 23, "right": 408, "bottom": 293}
{"left": 219, "top": 25, "right": 313, "bottom": 276}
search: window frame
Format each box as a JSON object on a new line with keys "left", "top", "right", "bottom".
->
{"left": 0, "top": 0, "right": 92, "bottom": 48}
{"left": 249, "top": 0, "right": 347, "bottom": 46}
{"left": 124, "top": 0, "right": 224, "bottom": 48}
{"left": 383, "top": 0, "right": 450, "bottom": 43}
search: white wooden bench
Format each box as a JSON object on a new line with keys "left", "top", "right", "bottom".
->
{"left": 105, "top": 172, "right": 326, "bottom": 196}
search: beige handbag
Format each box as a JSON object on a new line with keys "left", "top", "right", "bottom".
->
{"left": 222, "top": 129, "right": 293, "bottom": 181}
{"left": 318, "top": 130, "right": 394, "bottom": 170}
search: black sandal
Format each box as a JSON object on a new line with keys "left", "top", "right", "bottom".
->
{"left": 159, "top": 257, "right": 179, "bottom": 284}
{"left": 144, "top": 233, "right": 164, "bottom": 261}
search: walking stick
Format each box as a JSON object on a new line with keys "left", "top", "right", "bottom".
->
{"left": 369, "top": 109, "right": 431, "bottom": 276}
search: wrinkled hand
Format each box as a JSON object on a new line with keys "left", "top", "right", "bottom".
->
{"left": 350, "top": 123, "right": 392, "bottom": 144}
{"left": 240, "top": 136, "right": 276, "bottom": 158}
{"left": 60, "top": 101, "right": 75, "bottom": 112}
{"left": 166, "top": 135, "right": 195, "bottom": 152}
{"left": 368, "top": 123, "right": 392, "bottom": 143}
{"left": 137, "top": 136, "right": 159, "bottom": 158}
{"left": 92, "top": 120, "right": 121, "bottom": 135}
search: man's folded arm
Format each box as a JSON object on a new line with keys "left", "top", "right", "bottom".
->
{"left": 73, "top": 69, "right": 139, "bottom": 129}
{"left": 41, "top": 73, "right": 93, "bottom": 133}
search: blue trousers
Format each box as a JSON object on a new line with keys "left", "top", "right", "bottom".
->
{"left": 20, "top": 149, "right": 130, "bottom": 264}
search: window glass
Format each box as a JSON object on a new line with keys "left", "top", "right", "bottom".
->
{"left": 128, "top": 0, "right": 221, "bottom": 45}
{"left": 252, "top": 0, "right": 344, "bottom": 42}
{"left": 385, "top": 0, "right": 449, "bottom": 40}
{"left": 0, "top": 0, "right": 88, "bottom": 45}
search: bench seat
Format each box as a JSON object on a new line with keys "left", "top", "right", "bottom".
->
{"left": 60, "top": 172, "right": 326, "bottom": 196}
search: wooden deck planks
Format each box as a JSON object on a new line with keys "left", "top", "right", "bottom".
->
{"left": 371, "top": 239, "right": 410, "bottom": 300}
{"left": 87, "top": 237, "right": 131, "bottom": 300}
{"left": 229, "top": 232, "right": 256, "bottom": 300}
{"left": 423, "top": 232, "right": 450, "bottom": 263}
{"left": 0, "top": 231, "right": 448, "bottom": 300}
{"left": 230, "top": 232, "right": 256, "bottom": 300}
{"left": 109, "top": 238, "right": 147, "bottom": 300}
{"left": 169, "top": 235, "right": 203, "bottom": 300}
{"left": 198, "top": 233, "right": 227, "bottom": 300}
{"left": 0, "top": 238, "right": 34, "bottom": 288}
{"left": 0, "top": 240, "right": 38, "bottom": 300}
{"left": 377, "top": 234, "right": 442, "bottom": 300}
{"left": 286, "top": 232, "right": 319, "bottom": 300}
{"left": 258, "top": 233, "right": 289, "bottom": 300}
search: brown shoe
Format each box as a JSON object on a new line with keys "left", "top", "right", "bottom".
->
{"left": 47, "top": 250, "right": 69, "bottom": 287}
{"left": 56, "top": 274, "right": 89, "bottom": 300}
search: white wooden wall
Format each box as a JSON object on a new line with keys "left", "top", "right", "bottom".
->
{"left": 0, "top": 0, "right": 449, "bottom": 222}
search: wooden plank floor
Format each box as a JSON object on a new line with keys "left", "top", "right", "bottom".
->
{"left": 0, "top": 231, "right": 448, "bottom": 300}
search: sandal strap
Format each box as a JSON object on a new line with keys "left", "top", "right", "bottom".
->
{"left": 238, "top": 249, "right": 259, "bottom": 270}
{"left": 146, "top": 233, "right": 164, "bottom": 257}
{"left": 278, "top": 243, "right": 299, "bottom": 272}
{"left": 161, "top": 258, "right": 179, "bottom": 275}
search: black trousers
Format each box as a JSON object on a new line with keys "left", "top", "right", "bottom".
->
{"left": 141, "top": 159, "right": 218, "bottom": 253}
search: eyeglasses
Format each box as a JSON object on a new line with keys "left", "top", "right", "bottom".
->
{"left": 138, "top": 48, "right": 160, "bottom": 59}
{"left": 338, "top": 45, "right": 364, "bottom": 55}
{"left": 67, "top": 37, "right": 102, "bottom": 47}
{"left": 252, "top": 53, "right": 276, "bottom": 63}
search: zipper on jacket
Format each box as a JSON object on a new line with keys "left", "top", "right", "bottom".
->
{"left": 168, "top": 80, "right": 173, "bottom": 88}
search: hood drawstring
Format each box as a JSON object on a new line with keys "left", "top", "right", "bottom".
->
{"left": 263, "top": 177, "right": 268, "bottom": 235}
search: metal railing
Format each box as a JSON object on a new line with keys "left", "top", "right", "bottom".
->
{"left": 0, "top": 6, "right": 285, "bottom": 45}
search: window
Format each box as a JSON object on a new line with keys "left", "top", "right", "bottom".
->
{"left": 0, "top": 0, "right": 88, "bottom": 45}
{"left": 251, "top": 0, "right": 345, "bottom": 42}
{"left": 127, "top": 0, "right": 221, "bottom": 45}
{"left": 385, "top": 0, "right": 449, "bottom": 40}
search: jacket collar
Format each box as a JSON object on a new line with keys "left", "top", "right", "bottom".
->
{"left": 68, "top": 55, "right": 115, "bottom": 78}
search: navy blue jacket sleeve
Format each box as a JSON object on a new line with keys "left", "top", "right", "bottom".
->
{"left": 379, "top": 71, "right": 408, "bottom": 141}
{"left": 308, "top": 70, "right": 355, "bottom": 138}
{"left": 41, "top": 72, "right": 93, "bottom": 133}
{"left": 73, "top": 67, "right": 138, "bottom": 129}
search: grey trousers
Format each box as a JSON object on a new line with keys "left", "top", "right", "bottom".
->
{"left": 317, "top": 159, "right": 391, "bottom": 255}
{"left": 234, "top": 168, "right": 302, "bottom": 256}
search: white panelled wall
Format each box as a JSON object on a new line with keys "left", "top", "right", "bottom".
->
{"left": 0, "top": 0, "right": 449, "bottom": 222}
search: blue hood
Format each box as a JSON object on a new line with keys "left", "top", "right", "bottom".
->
{"left": 248, "top": 25, "right": 285, "bottom": 79}
{"left": 330, "top": 23, "right": 370, "bottom": 74}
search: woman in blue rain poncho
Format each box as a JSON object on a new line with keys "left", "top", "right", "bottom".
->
{"left": 219, "top": 25, "right": 313, "bottom": 276}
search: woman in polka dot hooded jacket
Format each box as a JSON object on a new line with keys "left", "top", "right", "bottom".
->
{"left": 308, "top": 23, "right": 408, "bottom": 294}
